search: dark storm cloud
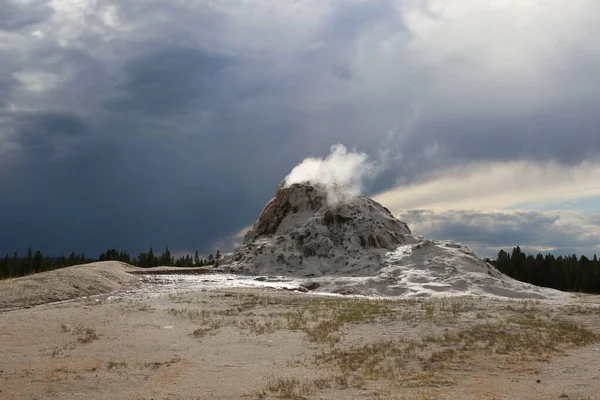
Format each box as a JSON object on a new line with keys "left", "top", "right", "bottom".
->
{"left": 0, "top": 0, "right": 53, "bottom": 31}
{"left": 0, "top": 74, "right": 13, "bottom": 108}
{"left": 13, "top": 112, "right": 90, "bottom": 140}
{"left": 0, "top": 125, "right": 260, "bottom": 255}
{"left": 108, "top": 48, "right": 233, "bottom": 116}
{"left": 0, "top": 111, "right": 91, "bottom": 160}
{"left": 401, "top": 104, "right": 600, "bottom": 170}
{"left": 1, "top": 0, "right": 599, "bottom": 256}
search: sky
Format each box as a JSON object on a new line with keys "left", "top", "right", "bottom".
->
{"left": 1, "top": 0, "right": 599, "bottom": 258}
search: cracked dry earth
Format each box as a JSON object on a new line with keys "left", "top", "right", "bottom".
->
{"left": 1, "top": 287, "right": 600, "bottom": 400}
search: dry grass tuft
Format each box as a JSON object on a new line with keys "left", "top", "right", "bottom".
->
{"left": 144, "top": 357, "right": 181, "bottom": 370}
{"left": 168, "top": 307, "right": 212, "bottom": 321}
{"left": 238, "top": 318, "right": 283, "bottom": 335}
{"left": 59, "top": 323, "right": 99, "bottom": 343}
{"left": 258, "top": 375, "right": 333, "bottom": 399}
{"left": 314, "top": 340, "right": 421, "bottom": 387}
{"left": 106, "top": 360, "right": 127, "bottom": 370}
{"left": 77, "top": 327, "right": 99, "bottom": 344}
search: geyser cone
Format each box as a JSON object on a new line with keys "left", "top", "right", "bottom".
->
{"left": 244, "top": 182, "right": 411, "bottom": 249}
{"left": 218, "top": 182, "right": 566, "bottom": 299}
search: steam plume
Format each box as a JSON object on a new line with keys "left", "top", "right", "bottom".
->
{"left": 283, "top": 144, "right": 377, "bottom": 194}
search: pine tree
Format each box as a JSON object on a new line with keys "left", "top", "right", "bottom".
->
{"left": 43, "top": 256, "right": 52, "bottom": 271}
{"left": 33, "top": 250, "right": 43, "bottom": 272}
{"left": 21, "top": 247, "right": 33, "bottom": 276}
{"left": 1, "top": 254, "right": 9, "bottom": 278}
{"left": 495, "top": 249, "right": 510, "bottom": 274}
{"left": 148, "top": 247, "right": 156, "bottom": 268}
{"left": 58, "top": 255, "right": 67, "bottom": 268}
{"left": 68, "top": 251, "right": 77, "bottom": 266}
{"left": 159, "top": 247, "right": 173, "bottom": 266}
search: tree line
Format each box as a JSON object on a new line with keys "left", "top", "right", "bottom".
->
{"left": 0, "top": 247, "right": 220, "bottom": 279}
{"left": 489, "top": 246, "right": 600, "bottom": 294}
{"left": 4, "top": 244, "right": 599, "bottom": 294}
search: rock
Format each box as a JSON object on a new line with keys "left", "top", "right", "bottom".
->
{"left": 300, "top": 282, "right": 321, "bottom": 291}
{"left": 220, "top": 182, "right": 414, "bottom": 276}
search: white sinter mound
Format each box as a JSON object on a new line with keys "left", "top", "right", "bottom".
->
{"left": 219, "top": 182, "right": 565, "bottom": 299}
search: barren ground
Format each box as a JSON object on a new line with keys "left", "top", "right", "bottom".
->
{"left": 1, "top": 265, "right": 600, "bottom": 400}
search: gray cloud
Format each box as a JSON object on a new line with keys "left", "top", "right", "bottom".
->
{"left": 0, "top": 76, "right": 13, "bottom": 108}
{"left": 0, "top": 110, "right": 94, "bottom": 164}
{"left": 325, "top": 0, "right": 397, "bottom": 41}
{"left": 401, "top": 106, "right": 600, "bottom": 171}
{"left": 401, "top": 210, "right": 600, "bottom": 258}
{"left": 1, "top": 0, "right": 599, "bottom": 256}
{"left": 107, "top": 48, "right": 233, "bottom": 116}
{"left": 0, "top": 0, "right": 53, "bottom": 32}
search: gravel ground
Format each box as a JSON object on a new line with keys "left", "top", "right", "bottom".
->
{"left": 1, "top": 263, "right": 600, "bottom": 399}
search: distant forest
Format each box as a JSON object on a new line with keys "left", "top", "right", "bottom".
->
{"left": 0, "top": 247, "right": 220, "bottom": 279}
{"left": 488, "top": 246, "right": 600, "bottom": 294}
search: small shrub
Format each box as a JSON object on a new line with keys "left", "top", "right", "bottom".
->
{"left": 77, "top": 327, "right": 98, "bottom": 344}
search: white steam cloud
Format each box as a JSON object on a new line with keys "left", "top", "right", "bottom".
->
{"left": 283, "top": 144, "right": 378, "bottom": 194}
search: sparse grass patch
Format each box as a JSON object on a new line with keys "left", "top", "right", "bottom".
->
{"left": 168, "top": 307, "right": 212, "bottom": 321}
{"left": 192, "top": 325, "right": 221, "bottom": 337}
{"left": 122, "top": 300, "right": 153, "bottom": 311}
{"left": 144, "top": 357, "right": 181, "bottom": 370}
{"left": 505, "top": 300, "right": 540, "bottom": 314}
{"left": 292, "top": 303, "right": 599, "bottom": 396}
{"left": 238, "top": 318, "right": 283, "bottom": 335}
{"left": 59, "top": 323, "right": 99, "bottom": 343}
{"left": 401, "top": 371, "right": 455, "bottom": 388}
{"left": 422, "top": 314, "right": 599, "bottom": 366}
{"left": 230, "top": 293, "right": 282, "bottom": 312}
{"left": 258, "top": 375, "right": 332, "bottom": 400}
{"left": 167, "top": 308, "right": 225, "bottom": 338}
{"left": 284, "top": 298, "right": 396, "bottom": 343}
{"left": 263, "top": 376, "right": 308, "bottom": 399}
{"left": 560, "top": 304, "right": 600, "bottom": 316}
{"left": 314, "top": 340, "right": 417, "bottom": 385}
{"left": 167, "top": 307, "right": 225, "bottom": 337}
{"left": 426, "top": 349, "right": 457, "bottom": 366}
{"left": 77, "top": 327, "right": 98, "bottom": 344}
{"left": 167, "top": 292, "right": 193, "bottom": 303}
{"left": 106, "top": 360, "right": 127, "bottom": 371}
{"left": 419, "top": 297, "right": 478, "bottom": 323}
{"left": 476, "top": 311, "right": 491, "bottom": 319}
{"left": 45, "top": 346, "right": 64, "bottom": 358}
